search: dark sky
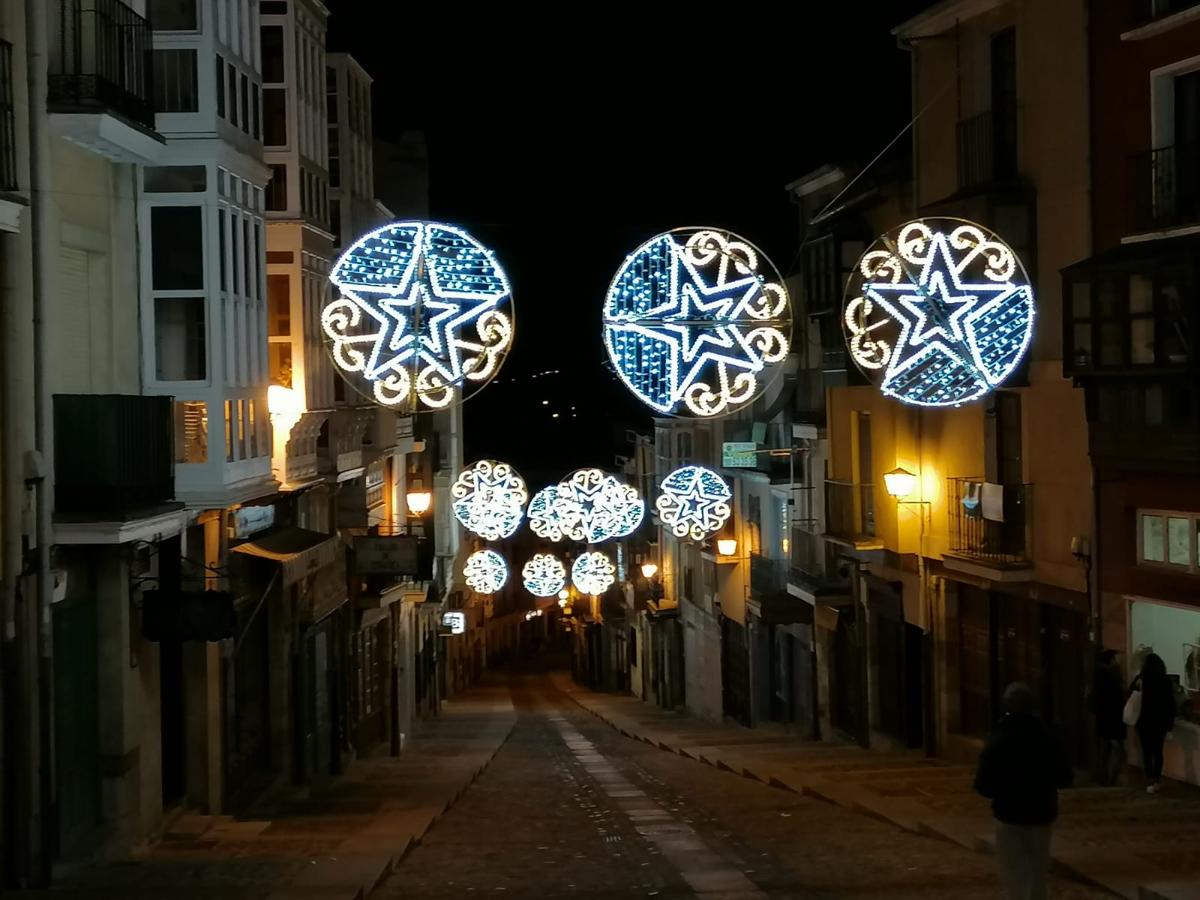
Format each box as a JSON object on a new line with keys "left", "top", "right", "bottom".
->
{"left": 325, "top": 2, "right": 932, "bottom": 484}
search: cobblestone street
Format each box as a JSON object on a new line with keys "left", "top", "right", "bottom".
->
{"left": 380, "top": 671, "right": 1111, "bottom": 899}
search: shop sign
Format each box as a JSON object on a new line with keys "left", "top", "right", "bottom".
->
{"left": 353, "top": 535, "right": 429, "bottom": 576}
{"left": 232, "top": 504, "right": 275, "bottom": 539}
{"left": 722, "top": 442, "right": 757, "bottom": 468}
{"left": 440, "top": 611, "right": 466, "bottom": 635}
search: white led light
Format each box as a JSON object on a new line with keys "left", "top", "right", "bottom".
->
{"left": 323, "top": 221, "right": 514, "bottom": 412}
{"left": 572, "top": 551, "right": 615, "bottom": 595}
{"left": 603, "top": 228, "right": 792, "bottom": 419}
{"left": 522, "top": 554, "right": 567, "bottom": 597}
{"left": 842, "top": 218, "right": 1036, "bottom": 408}
{"left": 451, "top": 460, "right": 529, "bottom": 541}
{"left": 552, "top": 468, "right": 645, "bottom": 544}
{"left": 463, "top": 549, "right": 508, "bottom": 595}
{"left": 655, "top": 465, "right": 733, "bottom": 541}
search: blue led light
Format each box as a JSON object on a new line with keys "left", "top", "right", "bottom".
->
{"left": 603, "top": 228, "right": 792, "bottom": 418}
{"left": 528, "top": 485, "right": 567, "bottom": 542}
{"left": 324, "top": 222, "right": 513, "bottom": 411}
{"left": 522, "top": 554, "right": 566, "bottom": 597}
{"left": 843, "top": 219, "right": 1036, "bottom": 408}
{"left": 572, "top": 551, "right": 615, "bottom": 595}
{"left": 553, "top": 468, "right": 645, "bottom": 544}
{"left": 656, "top": 465, "right": 733, "bottom": 541}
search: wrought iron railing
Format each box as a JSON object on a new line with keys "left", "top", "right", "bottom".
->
{"left": 54, "top": 394, "right": 176, "bottom": 517}
{"left": 48, "top": 0, "right": 156, "bottom": 130}
{"left": 0, "top": 40, "right": 15, "bottom": 191}
{"left": 946, "top": 477, "right": 1033, "bottom": 564}
{"left": 956, "top": 110, "right": 1017, "bottom": 191}
{"left": 825, "top": 479, "right": 875, "bottom": 539}
{"left": 749, "top": 552, "right": 787, "bottom": 596}
{"left": 1132, "top": 142, "right": 1200, "bottom": 231}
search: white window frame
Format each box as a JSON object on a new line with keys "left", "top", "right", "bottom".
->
{"left": 1137, "top": 507, "right": 1200, "bottom": 573}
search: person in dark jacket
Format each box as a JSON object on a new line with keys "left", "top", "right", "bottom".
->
{"left": 1131, "top": 652, "right": 1176, "bottom": 793}
{"left": 1092, "top": 649, "right": 1127, "bottom": 785}
{"left": 974, "top": 682, "right": 1073, "bottom": 900}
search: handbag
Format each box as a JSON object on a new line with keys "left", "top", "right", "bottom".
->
{"left": 1123, "top": 688, "right": 1142, "bottom": 727}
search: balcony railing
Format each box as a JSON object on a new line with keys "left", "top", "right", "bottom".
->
{"left": 946, "top": 477, "right": 1032, "bottom": 565}
{"left": 54, "top": 394, "right": 177, "bottom": 519}
{"left": 749, "top": 552, "right": 787, "bottom": 596}
{"left": 956, "top": 110, "right": 1017, "bottom": 191}
{"left": 48, "top": 0, "right": 155, "bottom": 130}
{"left": 0, "top": 40, "right": 16, "bottom": 192}
{"left": 825, "top": 480, "right": 875, "bottom": 541}
{"left": 1132, "top": 142, "right": 1200, "bottom": 232}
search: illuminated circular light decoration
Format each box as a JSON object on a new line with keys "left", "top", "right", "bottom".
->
{"left": 572, "top": 551, "right": 616, "bottom": 595}
{"left": 323, "top": 221, "right": 514, "bottom": 412}
{"left": 555, "top": 468, "right": 645, "bottom": 543}
{"left": 842, "top": 218, "right": 1035, "bottom": 408}
{"left": 451, "top": 460, "right": 529, "bottom": 541}
{"left": 603, "top": 228, "right": 791, "bottom": 418}
{"left": 463, "top": 549, "right": 508, "bottom": 594}
{"left": 656, "top": 465, "right": 733, "bottom": 541}
{"left": 527, "top": 484, "right": 567, "bottom": 542}
{"left": 522, "top": 554, "right": 567, "bottom": 598}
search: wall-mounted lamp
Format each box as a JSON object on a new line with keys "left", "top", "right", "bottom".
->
{"left": 883, "top": 466, "right": 918, "bottom": 500}
{"left": 717, "top": 537, "right": 738, "bottom": 558}
{"left": 406, "top": 479, "right": 433, "bottom": 516}
{"left": 640, "top": 561, "right": 659, "bottom": 579}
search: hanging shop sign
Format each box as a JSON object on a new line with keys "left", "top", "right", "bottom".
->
{"left": 353, "top": 534, "right": 431, "bottom": 577}
{"left": 721, "top": 441, "right": 757, "bottom": 468}
{"left": 451, "top": 459, "right": 529, "bottom": 540}
{"left": 323, "top": 221, "right": 514, "bottom": 412}
{"left": 842, "top": 218, "right": 1035, "bottom": 408}
{"left": 232, "top": 504, "right": 276, "bottom": 539}
{"left": 603, "top": 227, "right": 791, "bottom": 418}
{"left": 440, "top": 611, "right": 467, "bottom": 635}
{"left": 656, "top": 465, "right": 733, "bottom": 541}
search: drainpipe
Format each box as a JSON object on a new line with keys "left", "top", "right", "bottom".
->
{"left": 25, "top": 0, "right": 54, "bottom": 884}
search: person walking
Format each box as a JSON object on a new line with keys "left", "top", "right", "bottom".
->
{"left": 974, "top": 682, "right": 1073, "bottom": 900}
{"left": 1129, "top": 652, "right": 1176, "bottom": 793}
{"left": 1092, "top": 649, "right": 1127, "bottom": 785}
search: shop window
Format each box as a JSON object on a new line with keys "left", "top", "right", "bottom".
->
{"left": 1129, "top": 599, "right": 1200, "bottom": 726}
{"left": 1138, "top": 508, "right": 1200, "bottom": 572}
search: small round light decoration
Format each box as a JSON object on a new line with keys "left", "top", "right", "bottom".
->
{"left": 656, "top": 465, "right": 733, "bottom": 541}
{"left": 323, "top": 221, "right": 514, "bottom": 412}
{"left": 451, "top": 460, "right": 528, "bottom": 541}
{"left": 603, "top": 228, "right": 791, "bottom": 418}
{"left": 463, "top": 550, "right": 508, "bottom": 595}
{"left": 522, "top": 554, "right": 567, "bottom": 598}
{"left": 842, "top": 218, "right": 1035, "bottom": 408}
{"left": 572, "top": 551, "right": 616, "bottom": 595}
{"left": 553, "top": 468, "right": 644, "bottom": 544}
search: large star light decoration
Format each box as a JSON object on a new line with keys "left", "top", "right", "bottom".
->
{"left": 463, "top": 550, "right": 508, "bottom": 595}
{"left": 603, "top": 228, "right": 792, "bottom": 418}
{"left": 451, "top": 460, "right": 529, "bottom": 541}
{"left": 656, "top": 465, "right": 732, "bottom": 541}
{"left": 522, "top": 554, "right": 567, "bottom": 598}
{"left": 842, "top": 218, "right": 1035, "bottom": 408}
{"left": 323, "top": 222, "right": 514, "bottom": 412}
{"left": 553, "top": 468, "right": 644, "bottom": 544}
{"left": 572, "top": 551, "right": 616, "bottom": 596}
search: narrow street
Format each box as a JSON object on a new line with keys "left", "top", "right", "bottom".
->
{"left": 379, "top": 668, "right": 1110, "bottom": 899}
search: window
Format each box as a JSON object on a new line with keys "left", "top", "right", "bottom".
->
{"left": 225, "top": 400, "right": 234, "bottom": 462}
{"left": 330, "top": 201, "right": 341, "bottom": 248}
{"left": 328, "top": 125, "right": 340, "bottom": 187}
{"left": 261, "top": 0, "right": 288, "bottom": 14}
{"left": 268, "top": 274, "right": 290, "bottom": 335}
{"left": 218, "top": 208, "right": 228, "bottom": 291}
{"left": 155, "top": 297, "right": 206, "bottom": 380}
{"left": 252, "top": 86, "right": 261, "bottom": 140}
{"left": 243, "top": 219, "right": 252, "bottom": 298}
{"left": 154, "top": 49, "right": 198, "bottom": 113}
{"left": 240, "top": 73, "right": 250, "bottom": 134}
{"left": 248, "top": 399, "right": 257, "bottom": 458}
{"left": 150, "top": 0, "right": 197, "bottom": 31}
{"left": 266, "top": 164, "right": 287, "bottom": 210}
{"left": 256, "top": 224, "right": 264, "bottom": 300}
{"left": 215, "top": 54, "right": 225, "bottom": 118}
{"left": 173, "top": 400, "right": 207, "bottom": 463}
{"left": 228, "top": 63, "right": 238, "bottom": 129}
{"left": 1139, "top": 509, "right": 1200, "bottom": 573}
{"left": 1129, "top": 598, "right": 1200, "bottom": 727}
{"left": 151, "top": 206, "right": 204, "bottom": 290}
{"left": 261, "top": 25, "right": 284, "bottom": 82}
{"left": 144, "top": 166, "right": 206, "bottom": 192}
{"left": 263, "top": 87, "right": 286, "bottom": 145}
{"left": 237, "top": 399, "right": 246, "bottom": 460}
{"left": 326, "top": 66, "right": 338, "bottom": 123}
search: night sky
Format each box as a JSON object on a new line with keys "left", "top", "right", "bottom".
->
{"left": 325, "top": 2, "right": 932, "bottom": 485}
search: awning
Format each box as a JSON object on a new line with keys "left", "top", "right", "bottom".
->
{"left": 231, "top": 526, "right": 341, "bottom": 587}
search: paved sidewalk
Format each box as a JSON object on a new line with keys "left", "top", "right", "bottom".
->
{"left": 555, "top": 676, "right": 1200, "bottom": 900}
{"left": 25, "top": 680, "right": 516, "bottom": 900}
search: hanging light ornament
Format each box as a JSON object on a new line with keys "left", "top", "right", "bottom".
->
{"left": 323, "top": 221, "right": 514, "bottom": 412}
{"left": 656, "top": 465, "right": 733, "bottom": 541}
{"left": 451, "top": 460, "right": 528, "bottom": 541}
{"left": 463, "top": 549, "right": 508, "bottom": 594}
{"left": 572, "top": 551, "right": 616, "bottom": 595}
{"left": 842, "top": 217, "right": 1035, "bottom": 408}
{"left": 553, "top": 468, "right": 644, "bottom": 544}
{"left": 603, "top": 227, "right": 791, "bottom": 418}
{"left": 522, "top": 554, "right": 567, "bottom": 598}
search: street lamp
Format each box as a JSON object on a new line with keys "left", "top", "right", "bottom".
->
{"left": 406, "top": 478, "right": 432, "bottom": 516}
{"left": 716, "top": 537, "right": 738, "bottom": 558}
{"left": 640, "top": 561, "right": 658, "bottom": 579}
{"left": 883, "top": 466, "right": 918, "bottom": 500}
